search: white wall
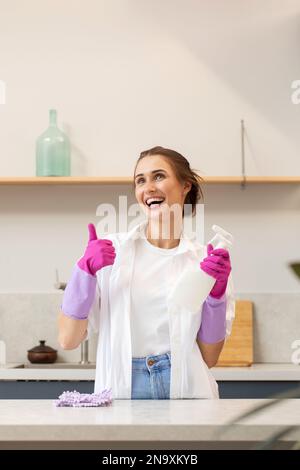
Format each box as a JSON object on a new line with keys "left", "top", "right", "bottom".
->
{"left": 0, "top": 0, "right": 300, "bottom": 176}
{"left": 0, "top": 1, "right": 300, "bottom": 293}
{"left": 0, "top": 183, "right": 300, "bottom": 293}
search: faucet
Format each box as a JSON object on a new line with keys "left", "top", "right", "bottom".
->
{"left": 80, "top": 339, "right": 90, "bottom": 365}
{"left": 55, "top": 269, "right": 89, "bottom": 365}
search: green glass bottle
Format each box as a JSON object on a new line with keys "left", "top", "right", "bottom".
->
{"left": 36, "top": 109, "right": 71, "bottom": 176}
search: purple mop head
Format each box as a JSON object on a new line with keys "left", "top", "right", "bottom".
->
{"left": 54, "top": 389, "right": 113, "bottom": 407}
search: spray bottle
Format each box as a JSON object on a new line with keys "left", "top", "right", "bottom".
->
{"left": 169, "top": 225, "right": 233, "bottom": 313}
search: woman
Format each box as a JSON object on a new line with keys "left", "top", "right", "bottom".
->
{"left": 58, "top": 146, "right": 234, "bottom": 399}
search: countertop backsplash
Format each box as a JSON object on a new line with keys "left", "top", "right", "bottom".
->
{"left": 237, "top": 293, "right": 300, "bottom": 364}
{"left": 0, "top": 293, "right": 98, "bottom": 364}
{"left": 0, "top": 293, "right": 299, "bottom": 364}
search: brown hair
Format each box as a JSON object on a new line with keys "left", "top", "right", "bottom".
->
{"left": 134, "top": 146, "right": 203, "bottom": 216}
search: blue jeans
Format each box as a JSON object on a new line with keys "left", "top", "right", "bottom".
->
{"left": 131, "top": 352, "right": 171, "bottom": 399}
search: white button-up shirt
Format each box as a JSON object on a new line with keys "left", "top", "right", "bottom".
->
{"left": 88, "top": 221, "right": 235, "bottom": 399}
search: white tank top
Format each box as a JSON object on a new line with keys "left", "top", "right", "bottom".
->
{"left": 130, "top": 237, "right": 178, "bottom": 357}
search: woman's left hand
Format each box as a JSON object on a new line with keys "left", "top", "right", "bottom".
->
{"left": 200, "top": 244, "right": 232, "bottom": 299}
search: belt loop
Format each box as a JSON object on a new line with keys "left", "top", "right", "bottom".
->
{"left": 166, "top": 351, "right": 171, "bottom": 362}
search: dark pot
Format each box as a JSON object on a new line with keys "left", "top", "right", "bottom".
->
{"left": 27, "top": 340, "right": 57, "bottom": 364}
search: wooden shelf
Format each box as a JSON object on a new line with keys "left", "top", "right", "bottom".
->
{"left": 0, "top": 176, "right": 299, "bottom": 185}
{"left": 0, "top": 177, "right": 132, "bottom": 185}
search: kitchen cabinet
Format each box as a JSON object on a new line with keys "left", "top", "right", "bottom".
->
{"left": 0, "top": 381, "right": 94, "bottom": 399}
{"left": 1, "top": 380, "right": 299, "bottom": 399}
{"left": 1, "top": 363, "right": 299, "bottom": 399}
{"left": 219, "top": 381, "right": 300, "bottom": 398}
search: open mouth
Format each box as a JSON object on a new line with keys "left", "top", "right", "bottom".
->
{"left": 145, "top": 197, "right": 165, "bottom": 209}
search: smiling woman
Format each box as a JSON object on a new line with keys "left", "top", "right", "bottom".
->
{"left": 133, "top": 146, "right": 204, "bottom": 248}
{"left": 134, "top": 146, "right": 203, "bottom": 213}
{"left": 58, "top": 146, "right": 235, "bottom": 400}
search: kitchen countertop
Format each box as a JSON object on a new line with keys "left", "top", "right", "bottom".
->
{"left": 0, "top": 399, "right": 299, "bottom": 450}
{"left": 0, "top": 363, "right": 299, "bottom": 381}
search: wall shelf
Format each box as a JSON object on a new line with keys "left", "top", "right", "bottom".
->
{"left": 0, "top": 176, "right": 299, "bottom": 185}
{"left": 0, "top": 177, "right": 132, "bottom": 185}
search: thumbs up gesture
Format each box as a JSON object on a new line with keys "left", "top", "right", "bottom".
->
{"left": 77, "top": 224, "right": 116, "bottom": 276}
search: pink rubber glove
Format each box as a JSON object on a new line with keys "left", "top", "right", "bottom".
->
{"left": 200, "top": 244, "right": 232, "bottom": 299}
{"left": 61, "top": 224, "right": 116, "bottom": 320}
{"left": 77, "top": 224, "right": 116, "bottom": 276}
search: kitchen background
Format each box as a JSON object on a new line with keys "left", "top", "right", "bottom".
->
{"left": 0, "top": 0, "right": 300, "bottom": 365}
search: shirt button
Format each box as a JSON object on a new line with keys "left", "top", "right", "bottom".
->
{"left": 147, "top": 359, "right": 155, "bottom": 366}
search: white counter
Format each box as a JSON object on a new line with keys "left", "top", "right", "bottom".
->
{"left": 0, "top": 399, "right": 299, "bottom": 450}
{"left": 0, "top": 363, "right": 299, "bottom": 381}
{"left": 212, "top": 363, "right": 300, "bottom": 381}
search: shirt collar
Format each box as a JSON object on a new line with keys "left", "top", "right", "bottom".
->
{"left": 120, "top": 220, "right": 202, "bottom": 255}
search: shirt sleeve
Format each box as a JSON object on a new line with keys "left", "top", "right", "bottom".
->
{"left": 85, "top": 232, "right": 119, "bottom": 340}
{"left": 224, "top": 273, "right": 235, "bottom": 339}
{"left": 86, "top": 280, "right": 101, "bottom": 339}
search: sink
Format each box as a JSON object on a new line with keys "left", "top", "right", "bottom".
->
{"left": 14, "top": 363, "right": 96, "bottom": 369}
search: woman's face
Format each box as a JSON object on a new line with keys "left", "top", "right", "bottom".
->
{"left": 134, "top": 155, "right": 191, "bottom": 219}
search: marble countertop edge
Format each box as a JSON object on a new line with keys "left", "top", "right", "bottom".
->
{"left": 0, "top": 363, "right": 299, "bottom": 381}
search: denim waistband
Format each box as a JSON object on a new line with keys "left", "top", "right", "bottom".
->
{"left": 132, "top": 351, "right": 171, "bottom": 367}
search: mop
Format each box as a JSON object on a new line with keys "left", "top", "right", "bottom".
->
{"left": 54, "top": 388, "right": 113, "bottom": 407}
